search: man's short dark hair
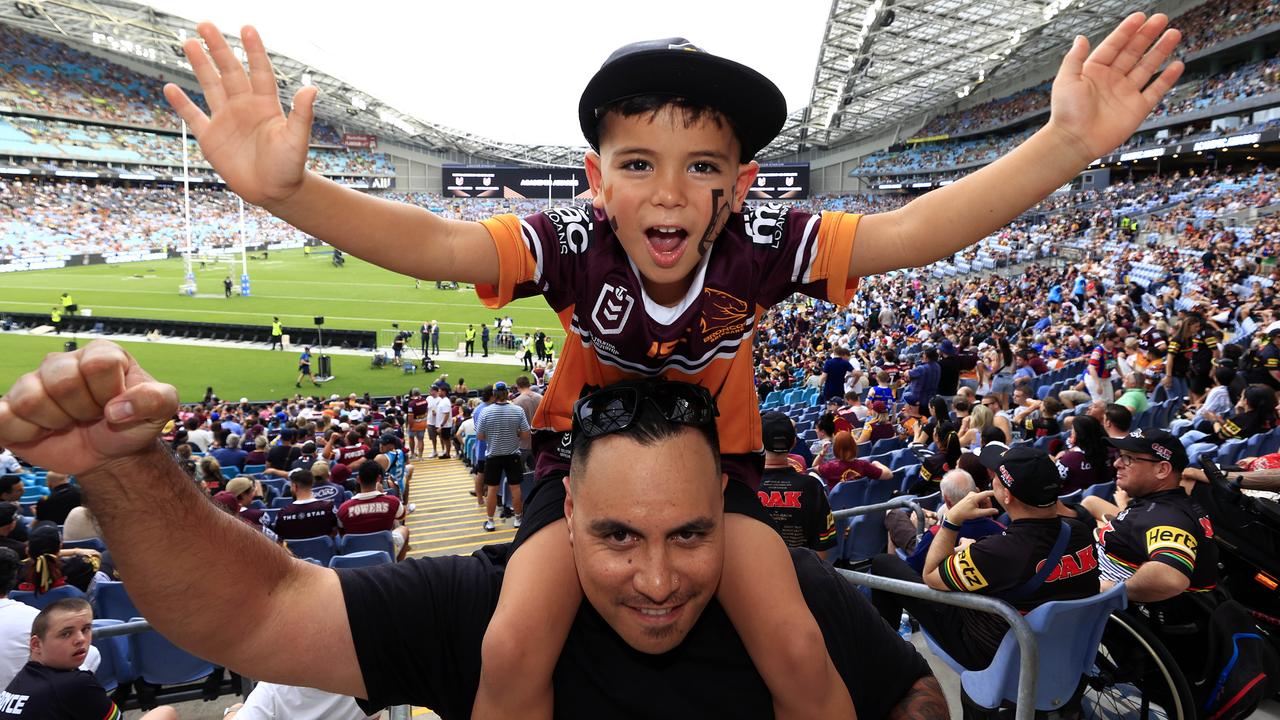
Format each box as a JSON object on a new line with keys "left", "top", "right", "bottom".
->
{"left": 816, "top": 412, "right": 837, "bottom": 438}
{"left": 924, "top": 347, "right": 939, "bottom": 362}
{"left": 32, "top": 597, "right": 92, "bottom": 640}
{"left": 515, "top": 376, "right": 531, "bottom": 389}
{"left": 1104, "top": 403, "right": 1132, "bottom": 432}
{"left": 0, "top": 476, "right": 21, "bottom": 497}
{"left": 0, "top": 547, "right": 20, "bottom": 596}
{"left": 357, "top": 461, "right": 383, "bottom": 489}
{"left": 980, "top": 426, "right": 1006, "bottom": 446}
{"left": 570, "top": 389, "right": 720, "bottom": 485}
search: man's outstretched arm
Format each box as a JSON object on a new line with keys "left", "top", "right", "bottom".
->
{"left": 0, "top": 341, "right": 365, "bottom": 698}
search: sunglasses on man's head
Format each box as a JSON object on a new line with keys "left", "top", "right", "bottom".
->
{"left": 573, "top": 381, "right": 718, "bottom": 439}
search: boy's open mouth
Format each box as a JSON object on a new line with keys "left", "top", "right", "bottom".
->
{"left": 644, "top": 226, "right": 689, "bottom": 269}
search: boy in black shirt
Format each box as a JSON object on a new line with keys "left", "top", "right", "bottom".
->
{"left": 2, "top": 598, "right": 176, "bottom": 719}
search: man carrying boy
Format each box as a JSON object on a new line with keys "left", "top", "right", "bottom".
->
{"left": 160, "top": 14, "right": 1184, "bottom": 719}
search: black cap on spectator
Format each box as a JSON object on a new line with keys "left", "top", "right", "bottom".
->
{"left": 760, "top": 411, "right": 796, "bottom": 454}
{"left": 979, "top": 445, "right": 1065, "bottom": 508}
{"left": 1106, "top": 428, "right": 1188, "bottom": 471}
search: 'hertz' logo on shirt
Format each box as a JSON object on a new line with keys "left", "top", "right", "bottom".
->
{"left": 949, "top": 547, "right": 989, "bottom": 591}
{"left": 1146, "top": 525, "right": 1197, "bottom": 555}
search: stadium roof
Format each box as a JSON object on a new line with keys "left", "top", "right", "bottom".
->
{"left": 759, "top": 0, "right": 1171, "bottom": 159}
{"left": 1, "top": 0, "right": 1181, "bottom": 165}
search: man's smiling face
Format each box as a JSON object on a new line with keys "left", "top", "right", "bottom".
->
{"left": 564, "top": 428, "right": 727, "bottom": 654}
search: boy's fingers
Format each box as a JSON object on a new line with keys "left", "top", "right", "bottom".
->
{"left": 162, "top": 84, "right": 210, "bottom": 135}
{"left": 1086, "top": 12, "right": 1146, "bottom": 68}
{"left": 1108, "top": 14, "right": 1168, "bottom": 76}
{"left": 197, "top": 22, "right": 251, "bottom": 97}
{"left": 1128, "top": 28, "right": 1182, "bottom": 87}
{"left": 286, "top": 86, "right": 318, "bottom": 141}
{"left": 1058, "top": 35, "right": 1089, "bottom": 78}
{"left": 1141, "top": 60, "right": 1185, "bottom": 107}
{"left": 182, "top": 37, "right": 225, "bottom": 112}
{"left": 241, "top": 26, "right": 279, "bottom": 97}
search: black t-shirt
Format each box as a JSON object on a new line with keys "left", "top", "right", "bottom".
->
{"left": 937, "top": 517, "right": 1100, "bottom": 660}
{"left": 757, "top": 467, "right": 837, "bottom": 552}
{"left": 1248, "top": 343, "right": 1280, "bottom": 389}
{"left": 266, "top": 444, "right": 300, "bottom": 471}
{"left": 937, "top": 353, "right": 978, "bottom": 396}
{"left": 341, "top": 546, "right": 932, "bottom": 719}
{"left": 1, "top": 661, "right": 117, "bottom": 718}
{"left": 1096, "top": 488, "right": 1219, "bottom": 593}
{"left": 1217, "top": 409, "right": 1273, "bottom": 442}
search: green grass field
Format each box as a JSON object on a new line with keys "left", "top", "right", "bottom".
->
{"left": 1, "top": 249, "right": 563, "bottom": 402}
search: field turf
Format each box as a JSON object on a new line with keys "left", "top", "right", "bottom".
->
{"left": 1, "top": 249, "right": 563, "bottom": 402}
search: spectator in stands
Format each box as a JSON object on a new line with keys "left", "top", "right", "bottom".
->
{"left": 273, "top": 468, "right": 339, "bottom": 542}
{"left": 18, "top": 524, "right": 99, "bottom": 597}
{"left": 222, "top": 477, "right": 267, "bottom": 529}
{"left": 936, "top": 340, "right": 977, "bottom": 401}
{"left": 337, "top": 463, "right": 409, "bottom": 561}
{"left": 244, "top": 435, "right": 268, "bottom": 467}
{"left": 977, "top": 395, "right": 1014, "bottom": 443}
{"left": 289, "top": 441, "right": 319, "bottom": 473}
{"left": 1057, "top": 416, "right": 1114, "bottom": 493}
{"left": 855, "top": 401, "right": 896, "bottom": 446}
{"left": 0, "top": 506, "right": 24, "bottom": 557}
{"left": 903, "top": 347, "right": 942, "bottom": 410}
{"left": 375, "top": 435, "right": 412, "bottom": 505}
{"left": 34, "top": 473, "right": 80, "bottom": 526}
{"left": 1247, "top": 327, "right": 1280, "bottom": 390}
{"left": 308, "top": 461, "right": 345, "bottom": 505}
{"left": 1103, "top": 403, "right": 1133, "bottom": 438}
{"left": 264, "top": 429, "right": 300, "bottom": 478}
{"left": 196, "top": 456, "right": 226, "bottom": 495}
{"left": 1187, "top": 367, "right": 1238, "bottom": 429}
{"left": 902, "top": 470, "right": 1005, "bottom": 573}
{"left": 3, "top": 598, "right": 176, "bottom": 719}
{"left": 222, "top": 681, "right": 377, "bottom": 720}
{"left": 1115, "top": 373, "right": 1150, "bottom": 414}
{"left": 1085, "top": 332, "right": 1120, "bottom": 402}
{"left": 185, "top": 416, "right": 213, "bottom": 453}
{"left": 476, "top": 382, "right": 530, "bottom": 532}
{"left": 0, "top": 476, "right": 23, "bottom": 507}
{"left": 757, "top": 412, "right": 836, "bottom": 559}
{"left": 211, "top": 433, "right": 248, "bottom": 471}
{"left": 819, "top": 347, "right": 855, "bottom": 403}
{"left": 512, "top": 376, "right": 542, "bottom": 427}
{"left": 870, "top": 446, "right": 1100, "bottom": 670}
{"left": 60, "top": 507, "right": 99, "bottom": 544}
{"left": 0, "top": 449, "right": 20, "bottom": 476}
{"left": 814, "top": 431, "right": 892, "bottom": 493}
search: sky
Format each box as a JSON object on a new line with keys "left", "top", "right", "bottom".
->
{"left": 140, "top": 1, "right": 830, "bottom": 147}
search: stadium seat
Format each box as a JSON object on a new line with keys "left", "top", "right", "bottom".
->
{"left": 10, "top": 584, "right": 86, "bottom": 610}
{"left": 842, "top": 512, "right": 888, "bottom": 562}
{"left": 923, "top": 582, "right": 1127, "bottom": 712}
{"left": 1081, "top": 481, "right": 1116, "bottom": 504}
{"left": 63, "top": 537, "right": 106, "bottom": 553}
{"left": 270, "top": 496, "right": 293, "bottom": 510}
{"left": 339, "top": 530, "right": 395, "bottom": 557}
{"left": 96, "top": 580, "right": 142, "bottom": 622}
{"left": 129, "top": 617, "right": 215, "bottom": 686}
{"left": 285, "top": 535, "right": 336, "bottom": 565}
{"left": 91, "top": 619, "right": 135, "bottom": 694}
{"left": 329, "top": 550, "right": 393, "bottom": 568}
{"left": 243, "top": 464, "right": 266, "bottom": 475}
{"left": 220, "top": 466, "right": 239, "bottom": 480}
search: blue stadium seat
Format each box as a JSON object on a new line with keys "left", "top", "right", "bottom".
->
{"left": 1081, "top": 481, "right": 1116, "bottom": 504}
{"left": 842, "top": 512, "right": 887, "bottom": 562}
{"left": 96, "top": 580, "right": 141, "bottom": 622}
{"left": 91, "top": 619, "right": 134, "bottom": 693}
{"left": 329, "top": 550, "right": 392, "bottom": 568}
{"left": 285, "top": 535, "right": 336, "bottom": 565}
{"left": 270, "top": 496, "right": 293, "bottom": 510}
{"left": 62, "top": 537, "right": 105, "bottom": 553}
{"left": 923, "top": 583, "right": 1127, "bottom": 712}
{"left": 10, "top": 584, "right": 86, "bottom": 609}
{"left": 130, "top": 617, "right": 215, "bottom": 686}
{"left": 243, "top": 464, "right": 266, "bottom": 475}
{"left": 339, "top": 530, "right": 395, "bottom": 557}
{"left": 220, "top": 466, "right": 239, "bottom": 480}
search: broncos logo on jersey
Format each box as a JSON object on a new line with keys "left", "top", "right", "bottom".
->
{"left": 700, "top": 288, "right": 751, "bottom": 344}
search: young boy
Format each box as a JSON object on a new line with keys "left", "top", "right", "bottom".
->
{"left": 166, "top": 14, "right": 1183, "bottom": 718}
{"left": 2, "top": 598, "right": 177, "bottom": 719}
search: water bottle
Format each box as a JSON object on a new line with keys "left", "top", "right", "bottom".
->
{"left": 898, "top": 612, "right": 912, "bottom": 639}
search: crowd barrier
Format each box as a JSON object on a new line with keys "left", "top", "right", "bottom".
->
{"left": 1, "top": 311, "right": 377, "bottom": 350}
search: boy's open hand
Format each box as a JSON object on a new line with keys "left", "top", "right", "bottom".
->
{"left": 1049, "top": 12, "right": 1183, "bottom": 164}
{"left": 163, "top": 23, "right": 316, "bottom": 208}
{"left": 0, "top": 341, "right": 178, "bottom": 476}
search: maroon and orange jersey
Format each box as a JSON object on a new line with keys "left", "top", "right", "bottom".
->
{"left": 477, "top": 203, "right": 861, "bottom": 456}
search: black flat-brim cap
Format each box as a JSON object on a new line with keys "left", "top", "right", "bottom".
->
{"left": 579, "top": 38, "right": 787, "bottom": 163}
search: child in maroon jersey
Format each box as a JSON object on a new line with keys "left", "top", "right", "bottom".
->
{"left": 168, "top": 15, "right": 1185, "bottom": 718}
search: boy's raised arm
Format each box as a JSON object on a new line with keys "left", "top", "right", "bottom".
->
{"left": 853, "top": 12, "right": 1183, "bottom": 278}
{"left": 164, "top": 23, "right": 497, "bottom": 285}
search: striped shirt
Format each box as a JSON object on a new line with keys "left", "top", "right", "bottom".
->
{"left": 476, "top": 402, "right": 530, "bottom": 457}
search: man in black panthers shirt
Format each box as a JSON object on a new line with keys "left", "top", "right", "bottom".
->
{"left": 1, "top": 597, "right": 176, "bottom": 719}
{"left": 755, "top": 412, "right": 836, "bottom": 558}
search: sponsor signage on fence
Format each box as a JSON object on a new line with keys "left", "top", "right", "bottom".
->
{"left": 342, "top": 133, "right": 378, "bottom": 149}
{"left": 443, "top": 167, "right": 592, "bottom": 199}
{"left": 747, "top": 164, "right": 810, "bottom": 200}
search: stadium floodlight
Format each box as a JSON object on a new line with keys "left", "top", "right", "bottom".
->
{"left": 350, "top": 96, "right": 368, "bottom": 111}
{"left": 301, "top": 71, "right": 313, "bottom": 87}
{"left": 378, "top": 109, "right": 415, "bottom": 135}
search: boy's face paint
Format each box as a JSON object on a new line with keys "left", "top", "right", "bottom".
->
{"left": 585, "top": 106, "right": 757, "bottom": 306}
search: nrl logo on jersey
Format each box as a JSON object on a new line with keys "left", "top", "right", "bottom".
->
{"left": 546, "top": 206, "right": 593, "bottom": 255}
{"left": 744, "top": 203, "right": 788, "bottom": 249}
{"left": 591, "top": 283, "right": 635, "bottom": 336}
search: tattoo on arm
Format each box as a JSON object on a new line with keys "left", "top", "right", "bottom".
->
{"left": 888, "top": 675, "right": 950, "bottom": 720}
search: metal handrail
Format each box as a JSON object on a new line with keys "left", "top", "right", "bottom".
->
{"left": 836, "top": 570, "right": 1039, "bottom": 720}
{"left": 832, "top": 494, "right": 926, "bottom": 535}
{"left": 93, "top": 619, "right": 413, "bottom": 719}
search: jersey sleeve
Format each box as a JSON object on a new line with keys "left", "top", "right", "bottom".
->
{"left": 751, "top": 206, "right": 862, "bottom": 308}
{"left": 1266, "top": 349, "right": 1280, "bottom": 370}
{"left": 938, "top": 539, "right": 1017, "bottom": 595}
{"left": 1140, "top": 520, "right": 1199, "bottom": 578}
{"left": 476, "top": 208, "right": 585, "bottom": 312}
{"left": 60, "top": 671, "right": 118, "bottom": 719}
